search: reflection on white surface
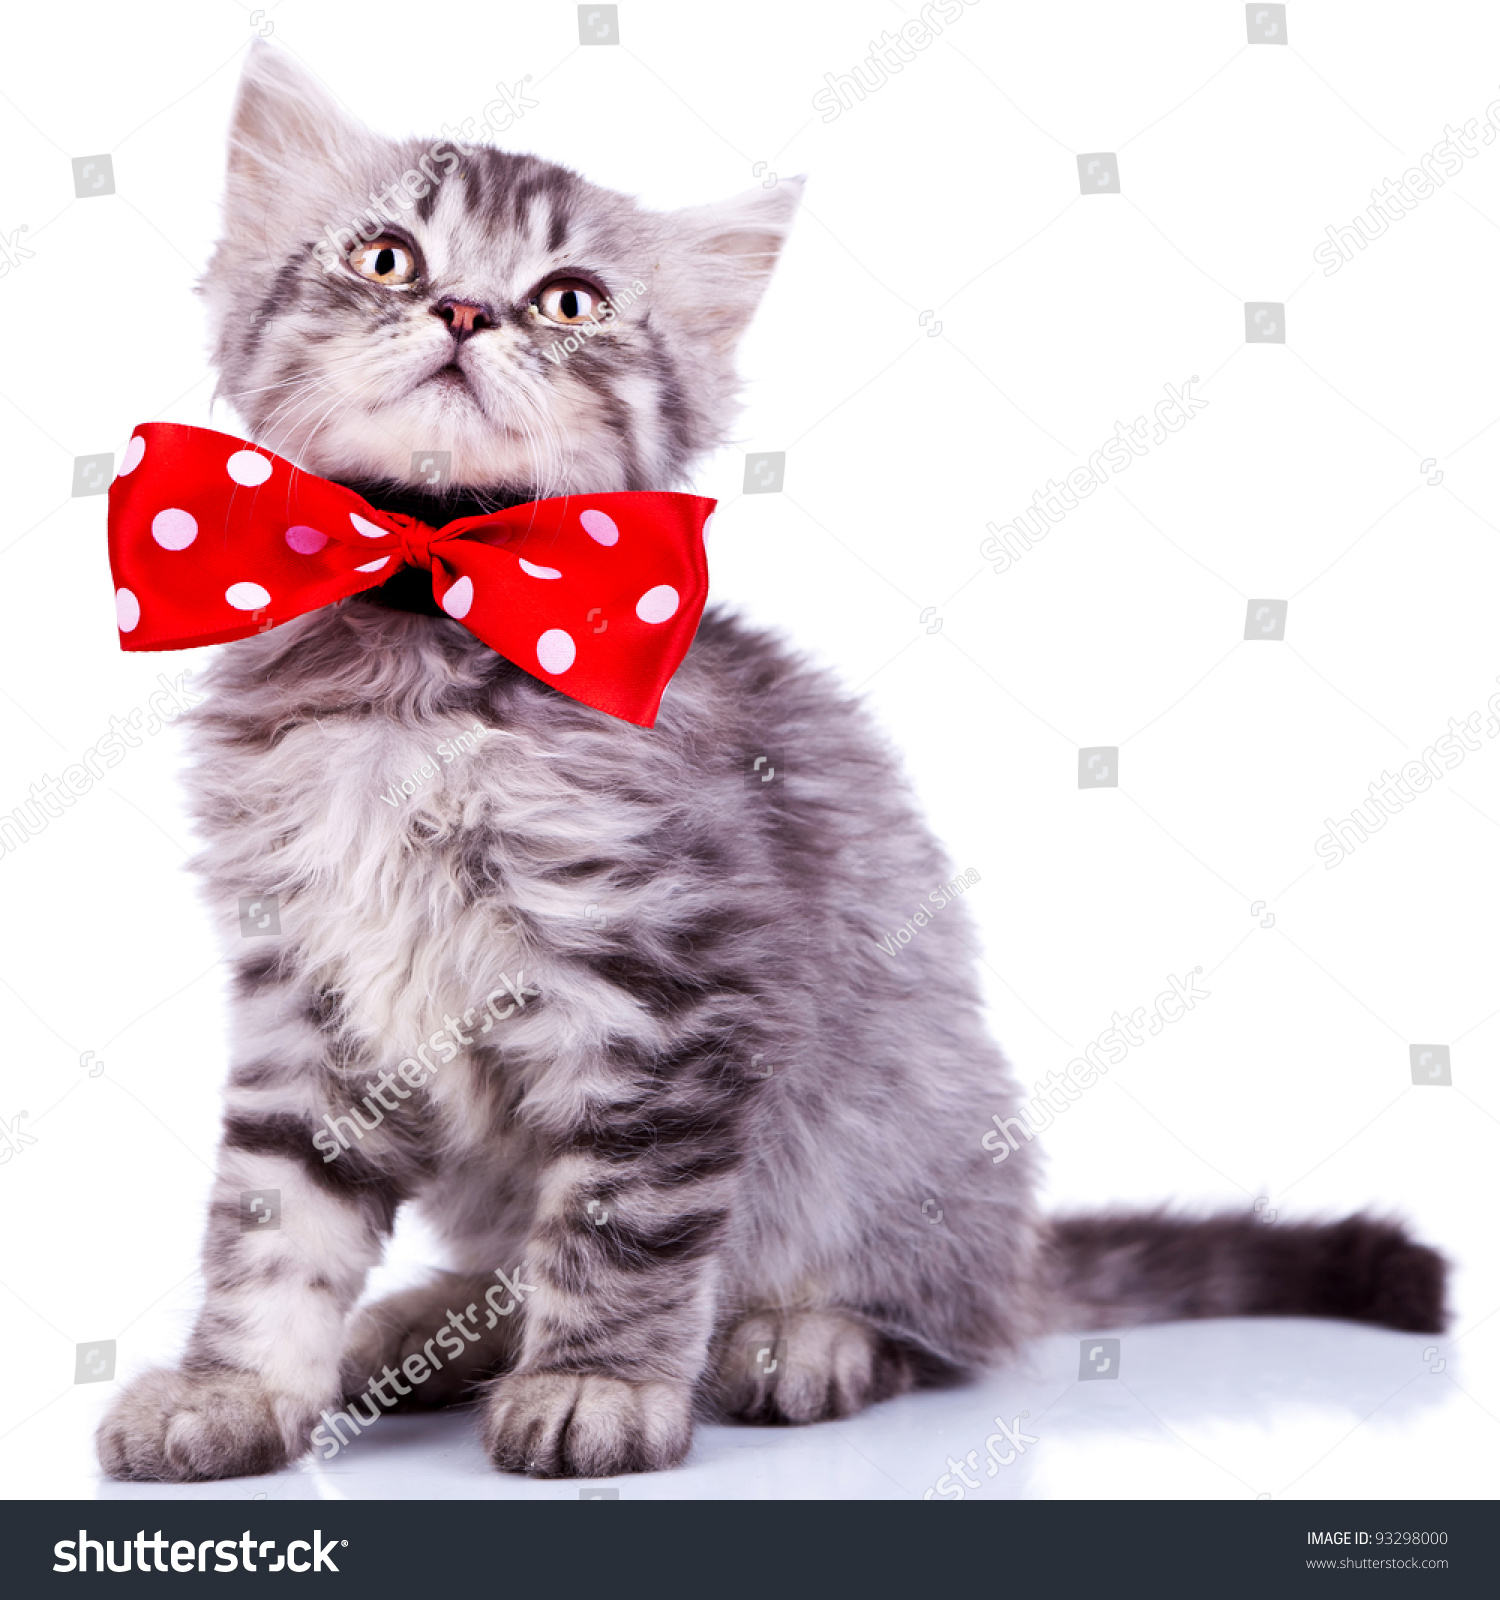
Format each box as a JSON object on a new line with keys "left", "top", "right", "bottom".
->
{"left": 87, "top": 1319, "right": 1496, "bottom": 1502}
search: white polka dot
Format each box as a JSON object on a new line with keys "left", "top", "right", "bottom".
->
{"left": 701, "top": 511, "right": 715, "bottom": 540}
{"left": 580, "top": 508, "right": 618, "bottom": 546}
{"left": 118, "top": 435, "right": 146, "bottom": 477}
{"left": 441, "top": 575, "right": 473, "bottom": 619}
{"left": 115, "top": 587, "right": 140, "bottom": 632}
{"left": 518, "top": 558, "right": 562, "bottom": 579}
{"left": 350, "top": 513, "right": 387, "bottom": 539}
{"left": 226, "top": 582, "right": 271, "bottom": 610}
{"left": 286, "top": 524, "right": 328, "bottom": 555}
{"left": 355, "top": 557, "right": 390, "bottom": 573}
{"left": 226, "top": 450, "right": 272, "bottom": 487}
{"left": 635, "top": 584, "right": 680, "bottom": 624}
{"left": 152, "top": 508, "right": 197, "bottom": 550}
{"left": 537, "top": 628, "right": 576, "bottom": 674}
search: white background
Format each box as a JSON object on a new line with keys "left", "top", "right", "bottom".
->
{"left": 1, "top": 0, "right": 1497, "bottom": 1500}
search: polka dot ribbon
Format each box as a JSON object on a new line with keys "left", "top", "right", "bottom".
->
{"left": 107, "top": 423, "right": 715, "bottom": 728}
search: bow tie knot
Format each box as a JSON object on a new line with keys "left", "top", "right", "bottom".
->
{"left": 388, "top": 512, "right": 440, "bottom": 573}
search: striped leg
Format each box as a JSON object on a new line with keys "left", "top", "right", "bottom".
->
{"left": 97, "top": 960, "right": 407, "bottom": 1482}
{"left": 479, "top": 1038, "right": 741, "bottom": 1478}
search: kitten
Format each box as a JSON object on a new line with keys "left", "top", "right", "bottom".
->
{"left": 97, "top": 44, "right": 1445, "bottom": 1482}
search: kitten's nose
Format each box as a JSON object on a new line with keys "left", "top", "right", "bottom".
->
{"left": 431, "top": 297, "right": 495, "bottom": 342}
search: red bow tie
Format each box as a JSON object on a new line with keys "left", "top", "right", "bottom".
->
{"left": 106, "top": 423, "right": 714, "bottom": 727}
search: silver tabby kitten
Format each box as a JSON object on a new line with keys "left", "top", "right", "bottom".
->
{"left": 98, "top": 45, "right": 1445, "bottom": 1482}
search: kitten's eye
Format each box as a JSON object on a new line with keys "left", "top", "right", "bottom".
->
{"left": 348, "top": 237, "right": 418, "bottom": 286}
{"left": 535, "top": 278, "right": 606, "bottom": 325}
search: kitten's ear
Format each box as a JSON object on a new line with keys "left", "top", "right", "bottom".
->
{"left": 663, "top": 178, "right": 805, "bottom": 352}
{"left": 222, "top": 43, "right": 371, "bottom": 236}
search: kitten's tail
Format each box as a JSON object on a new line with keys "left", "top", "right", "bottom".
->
{"left": 1042, "top": 1210, "right": 1447, "bottom": 1335}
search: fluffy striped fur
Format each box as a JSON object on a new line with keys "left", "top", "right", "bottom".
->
{"left": 98, "top": 46, "right": 1446, "bottom": 1483}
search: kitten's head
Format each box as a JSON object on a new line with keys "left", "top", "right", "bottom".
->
{"left": 202, "top": 44, "right": 800, "bottom": 508}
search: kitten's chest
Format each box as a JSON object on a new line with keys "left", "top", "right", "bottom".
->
{"left": 203, "top": 703, "right": 555, "bottom": 1045}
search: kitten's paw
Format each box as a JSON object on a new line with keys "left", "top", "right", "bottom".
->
{"left": 96, "top": 1367, "right": 310, "bottom": 1482}
{"left": 480, "top": 1372, "right": 692, "bottom": 1477}
{"left": 341, "top": 1273, "right": 520, "bottom": 1410}
{"left": 719, "top": 1309, "right": 916, "bottom": 1424}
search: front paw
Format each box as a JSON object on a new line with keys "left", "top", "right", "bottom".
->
{"left": 480, "top": 1372, "right": 692, "bottom": 1477}
{"left": 96, "top": 1367, "right": 313, "bottom": 1482}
